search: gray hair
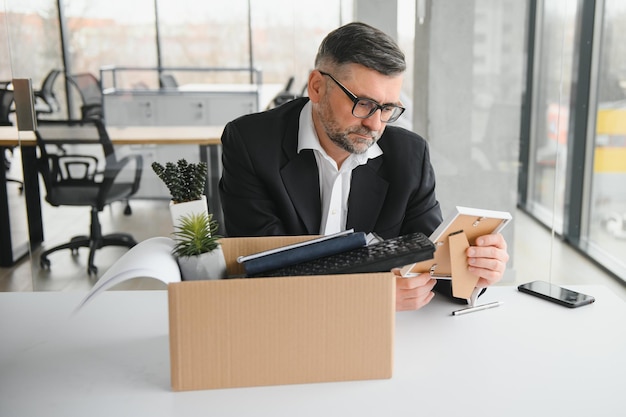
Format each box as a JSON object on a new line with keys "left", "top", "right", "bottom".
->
{"left": 315, "top": 22, "right": 406, "bottom": 76}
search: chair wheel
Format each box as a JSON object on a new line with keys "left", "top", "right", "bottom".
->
{"left": 71, "top": 248, "right": 79, "bottom": 256}
{"left": 124, "top": 204, "right": 132, "bottom": 215}
{"left": 88, "top": 265, "right": 98, "bottom": 276}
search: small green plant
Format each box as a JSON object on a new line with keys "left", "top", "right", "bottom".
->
{"left": 151, "top": 158, "right": 208, "bottom": 204}
{"left": 171, "top": 212, "right": 222, "bottom": 257}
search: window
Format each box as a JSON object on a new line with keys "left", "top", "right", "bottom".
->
{"left": 526, "top": 0, "right": 578, "bottom": 232}
{"left": 584, "top": 0, "right": 626, "bottom": 281}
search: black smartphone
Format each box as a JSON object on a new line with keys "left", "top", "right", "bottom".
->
{"left": 517, "top": 280, "right": 595, "bottom": 308}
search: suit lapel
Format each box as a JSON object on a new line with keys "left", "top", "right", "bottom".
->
{"left": 281, "top": 150, "right": 321, "bottom": 234}
{"left": 279, "top": 107, "right": 321, "bottom": 234}
{"left": 347, "top": 157, "right": 388, "bottom": 232}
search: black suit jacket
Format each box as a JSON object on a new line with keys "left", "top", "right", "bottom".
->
{"left": 219, "top": 97, "right": 443, "bottom": 239}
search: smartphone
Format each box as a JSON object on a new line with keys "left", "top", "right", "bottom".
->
{"left": 517, "top": 280, "right": 595, "bottom": 308}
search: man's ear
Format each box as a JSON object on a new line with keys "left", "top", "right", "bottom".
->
{"left": 307, "top": 70, "right": 324, "bottom": 104}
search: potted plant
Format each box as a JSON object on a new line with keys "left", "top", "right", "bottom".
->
{"left": 152, "top": 158, "right": 209, "bottom": 228}
{"left": 172, "top": 212, "right": 227, "bottom": 280}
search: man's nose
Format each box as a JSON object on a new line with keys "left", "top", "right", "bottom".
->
{"left": 361, "top": 109, "right": 384, "bottom": 131}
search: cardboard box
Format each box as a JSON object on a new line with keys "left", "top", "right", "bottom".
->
{"left": 168, "top": 236, "right": 395, "bottom": 391}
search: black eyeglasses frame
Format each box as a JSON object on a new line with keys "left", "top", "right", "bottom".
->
{"left": 318, "top": 70, "right": 405, "bottom": 123}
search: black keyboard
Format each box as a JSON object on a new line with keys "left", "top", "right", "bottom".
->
{"left": 250, "top": 232, "right": 435, "bottom": 277}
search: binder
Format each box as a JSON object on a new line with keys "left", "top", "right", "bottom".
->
{"left": 240, "top": 231, "right": 368, "bottom": 276}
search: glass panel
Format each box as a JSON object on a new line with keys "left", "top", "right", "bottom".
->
{"left": 249, "top": 0, "right": 347, "bottom": 104}
{"left": 1, "top": 1, "right": 63, "bottom": 290}
{"left": 3, "top": 1, "right": 64, "bottom": 117}
{"left": 157, "top": 0, "right": 249, "bottom": 85}
{"left": 423, "top": 0, "right": 526, "bottom": 249}
{"left": 1, "top": 2, "right": 63, "bottom": 82}
{"left": 62, "top": 0, "right": 156, "bottom": 118}
{"left": 585, "top": 0, "right": 626, "bottom": 281}
{"left": 156, "top": 0, "right": 347, "bottom": 109}
{"left": 527, "top": 0, "right": 578, "bottom": 233}
{"left": 63, "top": 0, "right": 157, "bottom": 73}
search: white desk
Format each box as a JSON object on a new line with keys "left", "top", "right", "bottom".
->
{"left": 1, "top": 285, "right": 624, "bottom": 416}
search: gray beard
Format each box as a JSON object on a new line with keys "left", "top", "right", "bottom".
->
{"left": 316, "top": 97, "right": 381, "bottom": 154}
{"left": 326, "top": 126, "right": 380, "bottom": 154}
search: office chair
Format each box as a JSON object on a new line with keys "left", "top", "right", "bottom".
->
{"left": 34, "top": 69, "right": 62, "bottom": 116}
{"left": 68, "top": 73, "right": 135, "bottom": 214}
{"left": 0, "top": 87, "right": 24, "bottom": 193}
{"left": 266, "top": 76, "right": 299, "bottom": 109}
{"left": 35, "top": 119, "right": 144, "bottom": 275}
{"left": 159, "top": 73, "right": 179, "bottom": 89}
{"left": 69, "top": 72, "right": 103, "bottom": 120}
{"left": 1, "top": 87, "right": 15, "bottom": 125}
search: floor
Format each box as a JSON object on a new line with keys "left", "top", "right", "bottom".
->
{"left": 1, "top": 198, "right": 173, "bottom": 292}
{"left": 1, "top": 190, "right": 626, "bottom": 301}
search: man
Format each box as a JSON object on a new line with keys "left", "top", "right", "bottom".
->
{"left": 219, "top": 22, "right": 509, "bottom": 311}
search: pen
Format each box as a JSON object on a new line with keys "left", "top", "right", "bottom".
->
{"left": 451, "top": 301, "right": 503, "bottom": 316}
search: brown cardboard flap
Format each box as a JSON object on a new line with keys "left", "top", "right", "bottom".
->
{"left": 220, "top": 235, "right": 319, "bottom": 276}
{"left": 168, "top": 273, "right": 394, "bottom": 391}
{"left": 448, "top": 232, "right": 480, "bottom": 299}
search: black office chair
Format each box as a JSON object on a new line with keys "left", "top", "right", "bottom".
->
{"left": 35, "top": 119, "right": 144, "bottom": 275}
{"left": 1, "top": 87, "right": 24, "bottom": 193}
{"left": 1, "top": 87, "right": 15, "bottom": 126}
{"left": 35, "top": 69, "right": 62, "bottom": 116}
{"left": 266, "top": 76, "right": 300, "bottom": 110}
{"left": 159, "top": 73, "right": 179, "bottom": 89}
{"left": 69, "top": 73, "right": 136, "bottom": 214}
{"left": 68, "top": 72, "right": 103, "bottom": 120}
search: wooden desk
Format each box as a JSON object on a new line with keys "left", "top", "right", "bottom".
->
{"left": 0, "top": 126, "right": 223, "bottom": 266}
{"left": 0, "top": 127, "right": 35, "bottom": 146}
{"left": 0, "top": 125, "right": 223, "bottom": 146}
{"left": 0, "top": 285, "right": 623, "bottom": 416}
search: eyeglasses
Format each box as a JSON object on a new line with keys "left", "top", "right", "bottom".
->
{"left": 318, "top": 71, "right": 405, "bottom": 123}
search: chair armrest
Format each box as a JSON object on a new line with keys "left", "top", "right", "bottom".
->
{"left": 103, "top": 153, "right": 144, "bottom": 196}
{"left": 54, "top": 154, "right": 99, "bottom": 182}
{"left": 118, "top": 154, "right": 144, "bottom": 194}
{"left": 33, "top": 93, "right": 54, "bottom": 114}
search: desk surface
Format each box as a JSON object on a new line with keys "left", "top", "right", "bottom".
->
{"left": 1, "top": 285, "right": 624, "bottom": 416}
{"left": 0, "top": 125, "right": 223, "bottom": 146}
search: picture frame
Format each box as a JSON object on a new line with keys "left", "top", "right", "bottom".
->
{"left": 401, "top": 206, "right": 512, "bottom": 279}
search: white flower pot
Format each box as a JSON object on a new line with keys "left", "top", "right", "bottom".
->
{"left": 169, "top": 196, "right": 208, "bottom": 230}
{"left": 177, "top": 246, "right": 228, "bottom": 281}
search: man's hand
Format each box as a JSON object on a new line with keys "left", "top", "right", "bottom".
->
{"left": 392, "top": 233, "right": 509, "bottom": 311}
{"left": 466, "top": 233, "right": 509, "bottom": 287}
{"left": 393, "top": 269, "right": 437, "bottom": 311}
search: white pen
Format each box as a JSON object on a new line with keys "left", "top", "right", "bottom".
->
{"left": 451, "top": 301, "right": 503, "bottom": 316}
